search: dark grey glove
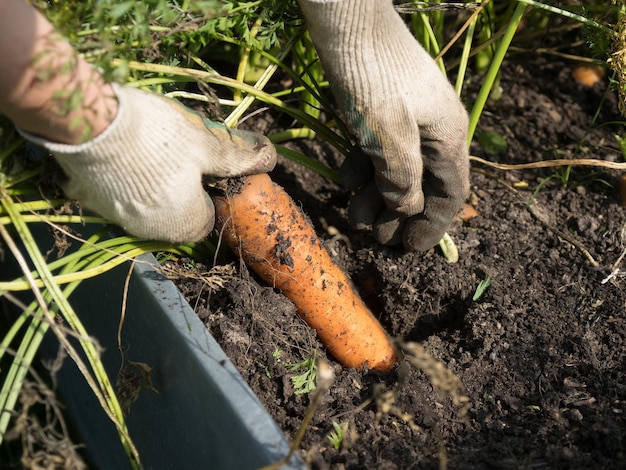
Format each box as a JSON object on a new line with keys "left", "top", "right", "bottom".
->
{"left": 299, "top": 0, "right": 470, "bottom": 251}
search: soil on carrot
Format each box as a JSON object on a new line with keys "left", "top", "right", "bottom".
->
{"left": 170, "top": 50, "right": 626, "bottom": 468}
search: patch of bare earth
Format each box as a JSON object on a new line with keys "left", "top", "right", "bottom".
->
{"left": 171, "top": 53, "right": 626, "bottom": 469}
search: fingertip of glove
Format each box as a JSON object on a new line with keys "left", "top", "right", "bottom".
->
{"left": 255, "top": 138, "right": 278, "bottom": 173}
{"left": 402, "top": 217, "right": 446, "bottom": 253}
{"left": 372, "top": 210, "right": 404, "bottom": 246}
{"left": 348, "top": 180, "right": 384, "bottom": 230}
{"left": 227, "top": 129, "right": 278, "bottom": 174}
{"left": 339, "top": 148, "right": 375, "bottom": 190}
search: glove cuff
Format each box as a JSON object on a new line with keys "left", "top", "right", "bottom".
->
{"left": 298, "top": 0, "right": 397, "bottom": 45}
{"left": 17, "top": 82, "right": 126, "bottom": 154}
{"left": 17, "top": 84, "right": 208, "bottom": 242}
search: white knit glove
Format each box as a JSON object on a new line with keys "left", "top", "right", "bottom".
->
{"left": 20, "top": 84, "right": 276, "bottom": 243}
{"left": 298, "top": 0, "right": 470, "bottom": 251}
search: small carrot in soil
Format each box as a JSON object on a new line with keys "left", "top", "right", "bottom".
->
{"left": 457, "top": 203, "right": 479, "bottom": 223}
{"left": 213, "top": 173, "right": 397, "bottom": 371}
{"left": 572, "top": 65, "right": 605, "bottom": 87}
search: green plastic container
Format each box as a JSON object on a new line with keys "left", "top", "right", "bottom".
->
{"left": 9, "top": 252, "right": 304, "bottom": 469}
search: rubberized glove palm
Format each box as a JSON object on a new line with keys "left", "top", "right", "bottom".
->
{"left": 298, "top": 0, "right": 470, "bottom": 252}
{"left": 20, "top": 84, "right": 276, "bottom": 243}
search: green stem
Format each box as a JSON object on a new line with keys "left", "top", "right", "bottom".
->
{"left": 467, "top": 2, "right": 527, "bottom": 145}
{"left": 415, "top": 11, "right": 446, "bottom": 75}
{"left": 455, "top": 16, "right": 478, "bottom": 97}
{"left": 226, "top": 31, "right": 300, "bottom": 128}
{"left": 273, "top": 145, "right": 339, "bottom": 183}
{"left": 0, "top": 195, "right": 141, "bottom": 468}
{"left": 233, "top": 16, "right": 263, "bottom": 103}
{"left": 292, "top": 32, "right": 324, "bottom": 121}
{"left": 0, "top": 214, "right": 105, "bottom": 226}
{"left": 270, "top": 82, "right": 330, "bottom": 99}
{"left": 517, "top": 0, "right": 614, "bottom": 35}
{"left": 1, "top": 235, "right": 200, "bottom": 291}
{"left": 270, "top": 128, "right": 316, "bottom": 142}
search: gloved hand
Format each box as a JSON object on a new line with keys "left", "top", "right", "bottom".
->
{"left": 20, "top": 84, "right": 276, "bottom": 243}
{"left": 298, "top": 0, "right": 470, "bottom": 252}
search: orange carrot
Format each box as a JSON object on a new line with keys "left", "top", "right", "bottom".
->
{"left": 213, "top": 173, "right": 397, "bottom": 371}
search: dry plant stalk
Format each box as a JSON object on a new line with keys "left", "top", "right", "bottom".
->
{"left": 4, "top": 378, "right": 86, "bottom": 469}
{"left": 401, "top": 342, "right": 470, "bottom": 470}
{"left": 373, "top": 383, "right": 423, "bottom": 432}
{"left": 371, "top": 342, "right": 471, "bottom": 470}
{"left": 158, "top": 262, "right": 236, "bottom": 291}
{"left": 610, "top": 0, "right": 626, "bottom": 116}
{"left": 401, "top": 342, "right": 471, "bottom": 418}
{"left": 116, "top": 361, "right": 159, "bottom": 415}
{"left": 469, "top": 155, "right": 626, "bottom": 171}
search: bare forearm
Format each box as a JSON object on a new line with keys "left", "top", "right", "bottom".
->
{"left": 0, "top": 0, "right": 117, "bottom": 144}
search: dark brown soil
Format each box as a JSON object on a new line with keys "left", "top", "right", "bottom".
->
{"left": 171, "top": 48, "right": 626, "bottom": 468}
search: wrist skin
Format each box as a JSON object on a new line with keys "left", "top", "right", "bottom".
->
{"left": 0, "top": 0, "right": 117, "bottom": 144}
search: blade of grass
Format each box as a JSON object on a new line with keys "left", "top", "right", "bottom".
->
{"left": 467, "top": 2, "right": 527, "bottom": 144}
{"left": 273, "top": 144, "right": 339, "bottom": 183}
{"left": 455, "top": 13, "right": 478, "bottom": 97}
{"left": 517, "top": 0, "right": 613, "bottom": 35}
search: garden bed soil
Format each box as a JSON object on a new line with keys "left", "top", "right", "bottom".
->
{"left": 170, "top": 53, "right": 626, "bottom": 468}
